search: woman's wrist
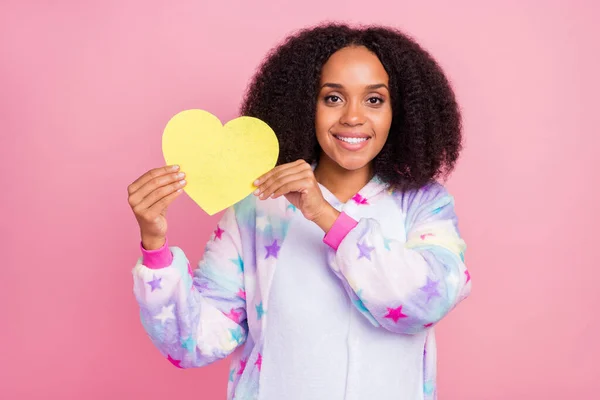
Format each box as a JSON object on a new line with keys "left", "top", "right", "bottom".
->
{"left": 141, "top": 234, "right": 166, "bottom": 251}
{"left": 311, "top": 203, "right": 340, "bottom": 233}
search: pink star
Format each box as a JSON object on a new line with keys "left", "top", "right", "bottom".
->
{"left": 214, "top": 225, "right": 224, "bottom": 240}
{"left": 225, "top": 308, "right": 242, "bottom": 323}
{"left": 384, "top": 305, "right": 408, "bottom": 323}
{"left": 237, "top": 289, "right": 246, "bottom": 300}
{"left": 424, "top": 323, "right": 434, "bottom": 328}
{"left": 352, "top": 193, "right": 369, "bottom": 205}
{"left": 420, "top": 233, "right": 435, "bottom": 240}
{"left": 238, "top": 358, "right": 247, "bottom": 375}
{"left": 255, "top": 353, "right": 262, "bottom": 371}
{"left": 167, "top": 354, "right": 182, "bottom": 368}
{"left": 187, "top": 262, "right": 193, "bottom": 277}
{"left": 465, "top": 269, "right": 471, "bottom": 283}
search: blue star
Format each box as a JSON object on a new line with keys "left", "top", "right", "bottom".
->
{"left": 181, "top": 335, "right": 196, "bottom": 352}
{"left": 229, "top": 327, "right": 243, "bottom": 344}
{"left": 383, "top": 237, "right": 392, "bottom": 251}
{"left": 431, "top": 205, "right": 445, "bottom": 214}
{"left": 256, "top": 302, "right": 265, "bottom": 320}
{"left": 424, "top": 381, "right": 435, "bottom": 395}
{"left": 230, "top": 254, "right": 244, "bottom": 273}
{"left": 353, "top": 290, "right": 369, "bottom": 313}
{"left": 357, "top": 241, "right": 374, "bottom": 260}
{"left": 147, "top": 275, "right": 162, "bottom": 291}
{"left": 229, "top": 368, "right": 236, "bottom": 382}
{"left": 287, "top": 204, "right": 297, "bottom": 212}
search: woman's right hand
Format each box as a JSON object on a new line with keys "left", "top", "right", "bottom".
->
{"left": 127, "top": 165, "right": 187, "bottom": 250}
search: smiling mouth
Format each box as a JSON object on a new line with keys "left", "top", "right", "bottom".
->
{"left": 333, "top": 135, "right": 371, "bottom": 144}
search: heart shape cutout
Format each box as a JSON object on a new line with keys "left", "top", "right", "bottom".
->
{"left": 162, "top": 109, "right": 279, "bottom": 215}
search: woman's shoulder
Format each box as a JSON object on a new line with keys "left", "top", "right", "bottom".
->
{"left": 387, "top": 180, "right": 453, "bottom": 209}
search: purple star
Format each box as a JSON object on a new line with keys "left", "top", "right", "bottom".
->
{"left": 265, "top": 240, "right": 280, "bottom": 259}
{"left": 147, "top": 275, "right": 162, "bottom": 292}
{"left": 420, "top": 277, "right": 440, "bottom": 302}
{"left": 357, "top": 241, "right": 374, "bottom": 261}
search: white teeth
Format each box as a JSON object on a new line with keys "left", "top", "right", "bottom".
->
{"left": 336, "top": 136, "right": 368, "bottom": 144}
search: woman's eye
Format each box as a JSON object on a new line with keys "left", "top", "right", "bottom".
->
{"left": 325, "top": 95, "right": 341, "bottom": 103}
{"left": 368, "top": 97, "right": 383, "bottom": 104}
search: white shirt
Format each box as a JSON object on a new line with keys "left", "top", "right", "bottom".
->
{"left": 259, "top": 184, "right": 427, "bottom": 400}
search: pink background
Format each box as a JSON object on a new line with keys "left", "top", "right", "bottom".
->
{"left": 2, "top": 0, "right": 599, "bottom": 399}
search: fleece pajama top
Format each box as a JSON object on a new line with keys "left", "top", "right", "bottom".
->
{"left": 132, "top": 175, "right": 471, "bottom": 400}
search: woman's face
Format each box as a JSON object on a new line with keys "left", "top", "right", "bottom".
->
{"left": 315, "top": 45, "right": 392, "bottom": 172}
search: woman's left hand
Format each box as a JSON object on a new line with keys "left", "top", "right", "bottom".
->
{"left": 254, "top": 160, "right": 333, "bottom": 223}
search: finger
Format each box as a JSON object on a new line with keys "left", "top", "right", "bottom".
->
{"left": 271, "top": 178, "right": 313, "bottom": 199}
{"left": 254, "top": 159, "right": 306, "bottom": 186}
{"left": 128, "top": 165, "right": 179, "bottom": 195}
{"left": 260, "top": 169, "right": 313, "bottom": 199}
{"left": 258, "top": 167, "right": 312, "bottom": 199}
{"left": 129, "top": 171, "right": 186, "bottom": 208}
{"left": 132, "top": 179, "right": 187, "bottom": 214}
{"left": 144, "top": 186, "right": 185, "bottom": 217}
{"left": 257, "top": 161, "right": 310, "bottom": 196}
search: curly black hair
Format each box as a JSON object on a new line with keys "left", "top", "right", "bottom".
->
{"left": 240, "top": 23, "right": 462, "bottom": 190}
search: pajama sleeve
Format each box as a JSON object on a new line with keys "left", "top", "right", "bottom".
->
{"left": 132, "top": 206, "right": 248, "bottom": 368}
{"left": 326, "top": 183, "right": 471, "bottom": 334}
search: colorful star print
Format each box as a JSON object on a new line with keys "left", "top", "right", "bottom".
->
{"left": 420, "top": 277, "right": 440, "bottom": 302}
{"left": 147, "top": 275, "right": 162, "bottom": 292}
{"left": 167, "top": 354, "right": 182, "bottom": 368}
{"left": 465, "top": 269, "right": 471, "bottom": 283}
{"left": 229, "top": 327, "right": 243, "bottom": 344}
{"left": 424, "top": 381, "right": 435, "bottom": 395}
{"left": 181, "top": 335, "right": 196, "bottom": 352}
{"left": 225, "top": 308, "right": 243, "bottom": 323}
{"left": 238, "top": 358, "right": 247, "bottom": 375}
{"left": 420, "top": 233, "right": 435, "bottom": 240}
{"left": 352, "top": 193, "right": 369, "bottom": 205}
{"left": 229, "top": 368, "right": 236, "bottom": 382}
{"left": 214, "top": 225, "right": 224, "bottom": 240}
{"left": 384, "top": 305, "right": 408, "bottom": 323}
{"left": 357, "top": 241, "right": 374, "bottom": 260}
{"left": 287, "top": 203, "right": 297, "bottom": 212}
{"left": 431, "top": 205, "right": 444, "bottom": 214}
{"left": 353, "top": 290, "right": 369, "bottom": 314}
{"left": 154, "top": 304, "right": 175, "bottom": 324}
{"left": 265, "top": 240, "right": 280, "bottom": 259}
{"left": 230, "top": 254, "right": 244, "bottom": 273}
{"left": 255, "top": 353, "right": 262, "bottom": 371}
{"left": 256, "top": 302, "right": 265, "bottom": 320}
{"left": 383, "top": 237, "right": 392, "bottom": 251}
{"left": 237, "top": 289, "right": 246, "bottom": 300}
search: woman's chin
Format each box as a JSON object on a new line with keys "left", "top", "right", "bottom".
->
{"left": 333, "top": 156, "right": 372, "bottom": 172}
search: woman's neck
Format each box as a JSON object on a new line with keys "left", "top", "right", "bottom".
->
{"left": 313, "top": 155, "right": 373, "bottom": 203}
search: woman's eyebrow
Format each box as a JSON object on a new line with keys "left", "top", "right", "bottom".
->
{"left": 366, "top": 83, "right": 389, "bottom": 90}
{"left": 320, "top": 83, "right": 389, "bottom": 90}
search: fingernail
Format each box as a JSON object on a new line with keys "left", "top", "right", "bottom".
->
{"left": 172, "top": 165, "right": 179, "bottom": 170}
{"left": 180, "top": 180, "right": 186, "bottom": 185}
{"left": 254, "top": 180, "right": 260, "bottom": 186}
{"left": 177, "top": 172, "right": 185, "bottom": 178}
{"left": 253, "top": 189, "right": 260, "bottom": 195}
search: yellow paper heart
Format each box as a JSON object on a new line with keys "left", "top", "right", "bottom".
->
{"left": 162, "top": 109, "right": 279, "bottom": 215}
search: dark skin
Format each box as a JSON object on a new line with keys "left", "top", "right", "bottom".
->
{"left": 128, "top": 45, "right": 393, "bottom": 249}
{"left": 254, "top": 45, "right": 392, "bottom": 232}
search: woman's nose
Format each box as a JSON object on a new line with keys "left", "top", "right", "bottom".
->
{"left": 339, "top": 101, "right": 366, "bottom": 126}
